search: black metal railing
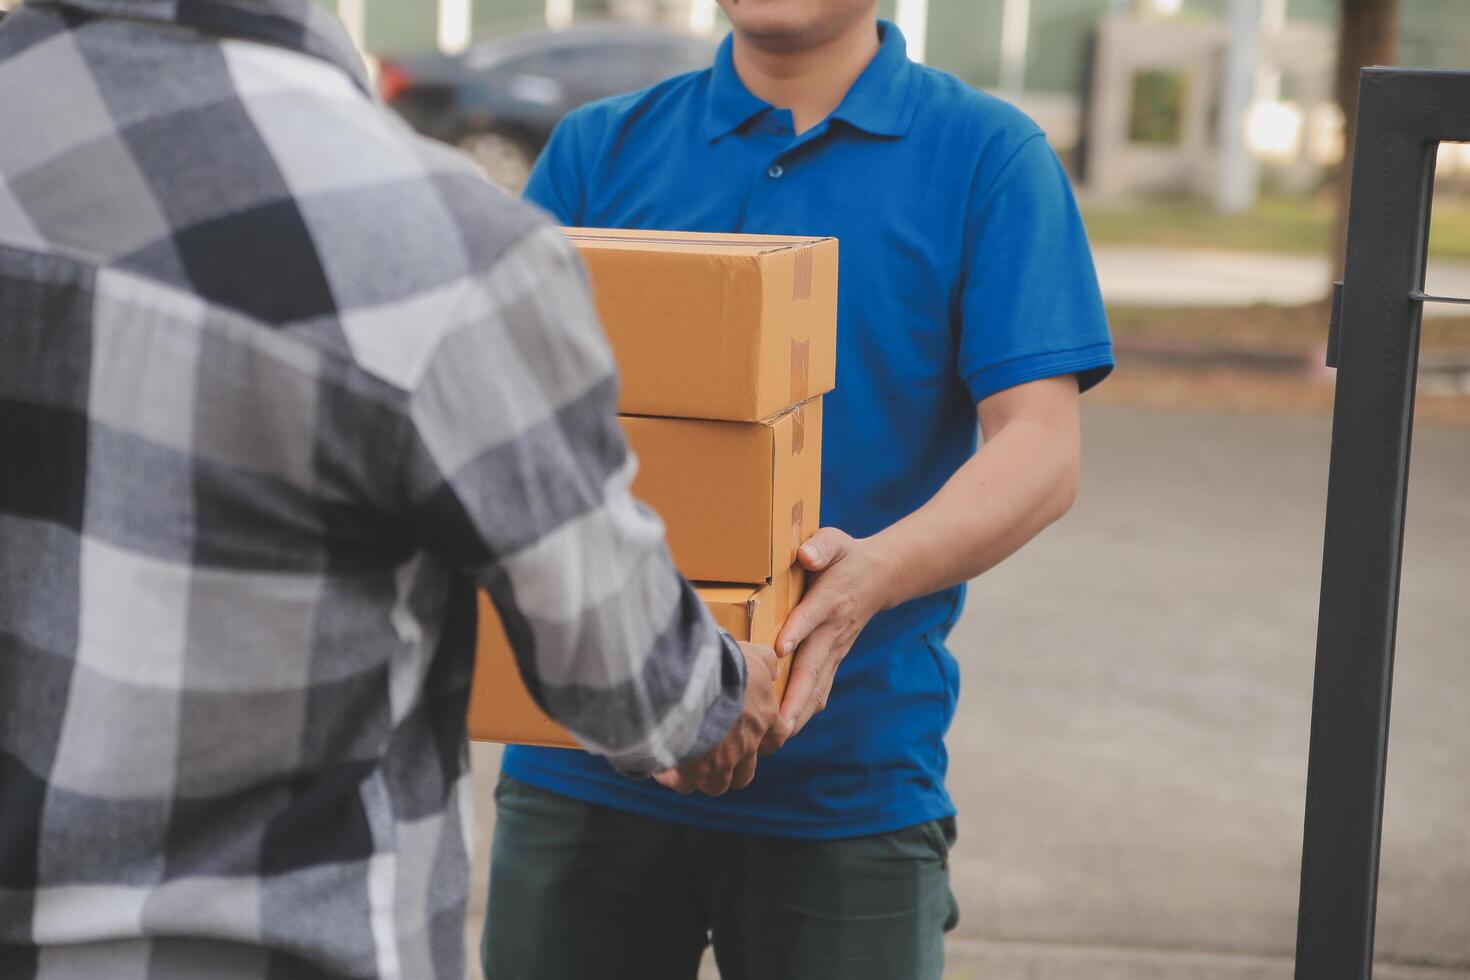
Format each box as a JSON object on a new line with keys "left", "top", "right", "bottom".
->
{"left": 1297, "top": 67, "right": 1470, "bottom": 979}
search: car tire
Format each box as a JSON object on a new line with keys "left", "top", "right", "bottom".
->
{"left": 458, "top": 129, "right": 535, "bottom": 194}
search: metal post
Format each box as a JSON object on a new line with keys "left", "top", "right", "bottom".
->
{"left": 545, "top": 0, "right": 572, "bottom": 30}
{"left": 437, "top": 0, "right": 471, "bottom": 54}
{"left": 999, "top": 0, "right": 1032, "bottom": 93}
{"left": 894, "top": 0, "right": 929, "bottom": 65}
{"left": 1215, "top": 0, "right": 1263, "bottom": 213}
{"left": 1295, "top": 68, "right": 1470, "bottom": 979}
{"left": 688, "top": 0, "right": 717, "bottom": 35}
{"left": 337, "top": 0, "right": 366, "bottom": 53}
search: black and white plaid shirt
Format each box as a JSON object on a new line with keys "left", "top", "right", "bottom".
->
{"left": 0, "top": 1, "right": 745, "bottom": 976}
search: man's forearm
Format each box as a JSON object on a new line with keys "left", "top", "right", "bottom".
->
{"left": 868, "top": 400, "right": 1080, "bottom": 609}
{"left": 775, "top": 377, "right": 1083, "bottom": 731}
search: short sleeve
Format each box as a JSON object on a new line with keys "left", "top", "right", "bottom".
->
{"left": 958, "top": 133, "right": 1113, "bottom": 405}
{"left": 522, "top": 111, "right": 588, "bottom": 224}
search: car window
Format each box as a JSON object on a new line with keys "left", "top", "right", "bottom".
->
{"left": 539, "top": 41, "right": 642, "bottom": 95}
{"left": 480, "top": 34, "right": 712, "bottom": 105}
{"left": 491, "top": 48, "right": 548, "bottom": 78}
{"left": 524, "top": 37, "right": 708, "bottom": 96}
{"left": 634, "top": 41, "right": 712, "bottom": 85}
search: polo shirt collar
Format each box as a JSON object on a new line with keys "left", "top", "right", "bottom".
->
{"left": 35, "top": 0, "right": 372, "bottom": 95}
{"left": 703, "top": 30, "right": 772, "bottom": 142}
{"left": 828, "top": 21, "right": 919, "bottom": 137}
{"left": 703, "top": 19, "right": 919, "bottom": 143}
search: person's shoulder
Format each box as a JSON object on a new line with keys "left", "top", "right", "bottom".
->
{"left": 205, "top": 38, "right": 548, "bottom": 254}
{"left": 317, "top": 130, "right": 558, "bottom": 380}
{"left": 406, "top": 128, "right": 547, "bottom": 248}
{"left": 245, "top": 47, "right": 548, "bottom": 264}
{"left": 206, "top": 45, "right": 554, "bottom": 379}
{"left": 909, "top": 64, "right": 1047, "bottom": 160}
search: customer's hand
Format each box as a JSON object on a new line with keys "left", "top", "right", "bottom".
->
{"left": 775, "top": 529, "right": 897, "bottom": 737}
{"left": 653, "top": 642, "right": 789, "bottom": 797}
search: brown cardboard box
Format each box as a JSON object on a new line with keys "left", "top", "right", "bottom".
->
{"left": 467, "top": 567, "right": 805, "bottom": 747}
{"left": 565, "top": 228, "right": 838, "bottom": 422}
{"left": 622, "top": 399, "right": 821, "bottom": 584}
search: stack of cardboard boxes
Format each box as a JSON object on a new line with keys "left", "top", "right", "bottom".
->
{"left": 467, "top": 228, "right": 838, "bottom": 748}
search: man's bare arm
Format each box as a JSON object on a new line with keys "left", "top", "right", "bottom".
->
{"left": 775, "top": 375, "right": 1083, "bottom": 734}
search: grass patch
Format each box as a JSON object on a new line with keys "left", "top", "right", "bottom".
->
{"left": 1083, "top": 193, "right": 1470, "bottom": 262}
{"left": 1107, "top": 302, "right": 1470, "bottom": 354}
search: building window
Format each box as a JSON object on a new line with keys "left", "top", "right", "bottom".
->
{"left": 1128, "top": 69, "right": 1188, "bottom": 145}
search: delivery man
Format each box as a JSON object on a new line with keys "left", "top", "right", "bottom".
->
{"left": 485, "top": 1, "right": 1114, "bottom": 978}
{"left": 0, "top": 2, "right": 783, "bottom": 977}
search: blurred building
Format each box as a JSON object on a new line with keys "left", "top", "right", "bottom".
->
{"left": 316, "top": 0, "right": 1470, "bottom": 90}
{"left": 314, "top": 0, "right": 1470, "bottom": 197}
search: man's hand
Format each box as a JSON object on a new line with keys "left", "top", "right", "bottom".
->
{"left": 653, "top": 642, "right": 789, "bottom": 796}
{"left": 775, "top": 528, "right": 896, "bottom": 737}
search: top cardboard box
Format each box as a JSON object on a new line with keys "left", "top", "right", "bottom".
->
{"left": 565, "top": 228, "right": 838, "bottom": 422}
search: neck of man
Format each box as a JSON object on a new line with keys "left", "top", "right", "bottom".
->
{"left": 730, "top": 15, "right": 881, "bottom": 135}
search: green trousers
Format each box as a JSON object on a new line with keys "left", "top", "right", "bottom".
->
{"left": 482, "top": 774, "right": 959, "bottom": 980}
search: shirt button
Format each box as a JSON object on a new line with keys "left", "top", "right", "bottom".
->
{"left": 767, "top": 164, "right": 785, "bottom": 179}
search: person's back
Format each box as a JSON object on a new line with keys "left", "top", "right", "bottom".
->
{"left": 0, "top": 2, "right": 772, "bottom": 976}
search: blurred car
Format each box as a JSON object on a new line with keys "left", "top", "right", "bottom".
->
{"left": 380, "top": 24, "right": 714, "bottom": 192}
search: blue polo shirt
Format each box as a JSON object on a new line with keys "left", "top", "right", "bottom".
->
{"left": 504, "top": 21, "right": 1112, "bottom": 840}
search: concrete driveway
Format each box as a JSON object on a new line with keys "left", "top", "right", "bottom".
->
{"left": 467, "top": 403, "right": 1470, "bottom": 978}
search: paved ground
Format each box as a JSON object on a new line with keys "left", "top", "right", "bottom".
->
{"left": 1093, "top": 246, "right": 1470, "bottom": 316}
{"left": 465, "top": 403, "right": 1470, "bottom": 978}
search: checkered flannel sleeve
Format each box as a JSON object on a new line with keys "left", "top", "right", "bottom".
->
{"left": 404, "top": 224, "right": 746, "bottom": 774}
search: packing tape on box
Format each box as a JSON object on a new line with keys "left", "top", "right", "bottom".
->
{"left": 793, "top": 502, "right": 805, "bottom": 564}
{"left": 792, "top": 404, "right": 806, "bottom": 455}
{"left": 793, "top": 248, "right": 813, "bottom": 301}
{"left": 565, "top": 233, "right": 808, "bottom": 250}
{"left": 790, "top": 339, "right": 809, "bottom": 404}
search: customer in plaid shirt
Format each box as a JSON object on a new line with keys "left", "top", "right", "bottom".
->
{"left": 0, "top": 1, "right": 785, "bottom": 977}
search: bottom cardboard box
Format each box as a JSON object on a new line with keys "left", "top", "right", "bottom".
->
{"left": 467, "top": 567, "right": 805, "bottom": 747}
